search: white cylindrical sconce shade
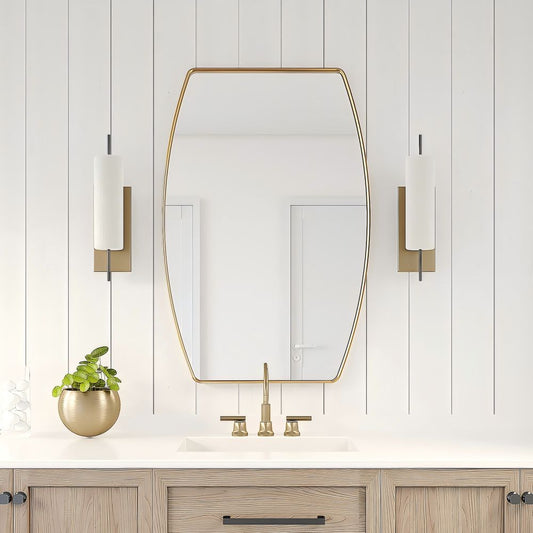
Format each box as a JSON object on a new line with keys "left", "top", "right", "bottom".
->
{"left": 94, "top": 155, "right": 124, "bottom": 251}
{"left": 405, "top": 155, "right": 435, "bottom": 251}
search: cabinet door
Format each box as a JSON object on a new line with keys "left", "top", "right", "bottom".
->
{"left": 13, "top": 469, "right": 152, "bottom": 533}
{"left": 0, "top": 470, "right": 13, "bottom": 533}
{"left": 520, "top": 469, "right": 533, "bottom": 532}
{"left": 382, "top": 469, "right": 519, "bottom": 533}
{"left": 154, "top": 469, "right": 380, "bottom": 532}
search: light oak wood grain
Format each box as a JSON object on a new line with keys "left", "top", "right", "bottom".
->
{"left": 168, "top": 486, "right": 364, "bottom": 532}
{"left": 154, "top": 469, "right": 379, "bottom": 533}
{"left": 25, "top": 486, "right": 136, "bottom": 533}
{"left": 0, "top": 470, "right": 13, "bottom": 533}
{"left": 520, "top": 470, "right": 533, "bottom": 533}
{"left": 13, "top": 469, "right": 152, "bottom": 533}
{"left": 383, "top": 469, "right": 519, "bottom": 533}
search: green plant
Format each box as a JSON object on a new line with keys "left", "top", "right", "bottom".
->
{"left": 52, "top": 346, "right": 121, "bottom": 397}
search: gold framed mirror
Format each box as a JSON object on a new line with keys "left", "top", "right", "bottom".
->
{"left": 163, "top": 68, "right": 370, "bottom": 383}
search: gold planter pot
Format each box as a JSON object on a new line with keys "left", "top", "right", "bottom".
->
{"left": 58, "top": 389, "right": 120, "bottom": 437}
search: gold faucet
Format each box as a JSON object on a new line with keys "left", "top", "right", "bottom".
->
{"left": 258, "top": 362, "right": 274, "bottom": 436}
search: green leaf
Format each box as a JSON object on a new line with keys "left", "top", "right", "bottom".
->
{"left": 90, "top": 346, "right": 109, "bottom": 358}
{"left": 62, "top": 374, "right": 74, "bottom": 386}
{"left": 107, "top": 377, "right": 117, "bottom": 386}
{"left": 71, "top": 382, "right": 80, "bottom": 390}
{"left": 52, "top": 386, "right": 63, "bottom": 398}
{"left": 79, "top": 380, "right": 90, "bottom": 392}
{"left": 95, "top": 379, "right": 106, "bottom": 388}
{"left": 78, "top": 365, "right": 96, "bottom": 374}
{"left": 100, "top": 367, "right": 111, "bottom": 378}
{"left": 107, "top": 368, "right": 117, "bottom": 376}
{"left": 87, "top": 362, "right": 99, "bottom": 372}
{"left": 85, "top": 355, "right": 99, "bottom": 363}
{"left": 108, "top": 382, "right": 119, "bottom": 391}
{"left": 72, "top": 371, "right": 88, "bottom": 382}
{"left": 87, "top": 374, "right": 99, "bottom": 384}
{"left": 113, "top": 377, "right": 122, "bottom": 383}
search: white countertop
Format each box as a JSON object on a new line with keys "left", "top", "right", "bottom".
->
{"left": 1, "top": 432, "right": 532, "bottom": 469}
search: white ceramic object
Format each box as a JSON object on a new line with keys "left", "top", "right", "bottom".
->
{"left": 0, "top": 369, "right": 30, "bottom": 435}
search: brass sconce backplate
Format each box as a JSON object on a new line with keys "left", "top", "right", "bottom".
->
{"left": 398, "top": 186, "right": 435, "bottom": 272}
{"left": 94, "top": 186, "right": 132, "bottom": 272}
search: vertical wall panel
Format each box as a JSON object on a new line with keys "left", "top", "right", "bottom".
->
{"left": 325, "top": 0, "right": 366, "bottom": 131}
{"left": 68, "top": 0, "right": 110, "bottom": 370}
{"left": 237, "top": 0, "right": 283, "bottom": 420}
{"left": 239, "top": 0, "right": 281, "bottom": 67}
{"left": 153, "top": 0, "right": 197, "bottom": 415}
{"left": 6, "top": 0, "right": 533, "bottom": 433}
{"left": 0, "top": 1, "right": 26, "bottom": 380}
{"left": 452, "top": 0, "right": 494, "bottom": 414}
{"left": 495, "top": 0, "right": 533, "bottom": 414}
{"left": 26, "top": 0, "right": 69, "bottom": 431}
{"left": 278, "top": 0, "right": 325, "bottom": 417}
{"left": 194, "top": 0, "right": 241, "bottom": 418}
{"left": 111, "top": 0, "right": 153, "bottom": 418}
{"left": 282, "top": 0, "right": 323, "bottom": 67}
{"left": 408, "top": 0, "right": 452, "bottom": 415}
{"left": 197, "top": 0, "right": 239, "bottom": 67}
{"left": 365, "top": 0, "right": 409, "bottom": 415}
{"left": 324, "top": 0, "right": 367, "bottom": 416}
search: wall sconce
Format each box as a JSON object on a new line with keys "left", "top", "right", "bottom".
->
{"left": 398, "top": 134, "right": 435, "bottom": 281}
{"left": 94, "top": 135, "right": 131, "bottom": 281}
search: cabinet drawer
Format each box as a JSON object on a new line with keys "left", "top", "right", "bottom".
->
{"left": 168, "top": 486, "right": 365, "bottom": 532}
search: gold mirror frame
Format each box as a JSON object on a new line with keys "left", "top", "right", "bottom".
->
{"left": 162, "top": 67, "right": 370, "bottom": 384}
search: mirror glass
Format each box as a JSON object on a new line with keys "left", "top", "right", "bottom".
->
{"left": 164, "top": 69, "right": 369, "bottom": 382}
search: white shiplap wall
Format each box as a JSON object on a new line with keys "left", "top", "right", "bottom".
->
{"left": 1, "top": 0, "right": 531, "bottom": 437}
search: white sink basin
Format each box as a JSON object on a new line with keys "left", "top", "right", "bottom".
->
{"left": 178, "top": 436, "right": 357, "bottom": 453}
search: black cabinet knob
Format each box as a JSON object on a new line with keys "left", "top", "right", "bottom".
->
{"left": 0, "top": 492, "right": 12, "bottom": 505}
{"left": 507, "top": 491, "right": 521, "bottom": 504}
{"left": 12, "top": 492, "right": 27, "bottom": 505}
{"left": 522, "top": 492, "right": 533, "bottom": 504}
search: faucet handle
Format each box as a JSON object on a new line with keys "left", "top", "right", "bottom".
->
{"left": 220, "top": 415, "right": 248, "bottom": 437}
{"left": 284, "top": 415, "right": 312, "bottom": 437}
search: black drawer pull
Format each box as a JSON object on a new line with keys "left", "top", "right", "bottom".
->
{"left": 223, "top": 515, "right": 325, "bottom": 525}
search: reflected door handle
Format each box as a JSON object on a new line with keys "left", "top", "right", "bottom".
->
{"left": 12, "top": 492, "right": 27, "bottom": 505}
{"left": 523, "top": 492, "right": 533, "bottom": 504}
{"left": 293, "top": 344, "right": 318, "bottom": 349}
{"left": 0, "top": 492, "right": 11, "bottom": 505}
{"left": 507, "top": 492, "right": 521, "bottom": 504}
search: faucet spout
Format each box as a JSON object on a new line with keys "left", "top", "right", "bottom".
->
{"left": 258, "top": 362, "right": 274, "bottom": 436}
{"left": 263, "top": 362, "right": 269, "bottom": 404}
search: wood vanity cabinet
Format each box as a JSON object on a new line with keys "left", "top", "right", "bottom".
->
{"left": 11, "top": 469, "right": 152, "bottom": 533}
{"left": 154, "top": 469, "right": 380, "bottom": 532}
{"left": 382, "top": 469, "right": 520, "bottom": 532}
{"left": 1, "top": 467, "right": 533, "bottom": 532}
{"left": 520, "top": 470, "right": 533, "bottom": 533}
{"left": 0, "top": 470, "right": 12, "bottom": 533}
